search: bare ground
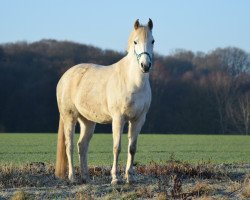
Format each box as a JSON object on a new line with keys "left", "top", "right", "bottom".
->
{"left": 1, "top": 161, "right": 250, "bottom": 200}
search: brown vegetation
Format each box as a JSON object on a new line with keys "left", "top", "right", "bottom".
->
{"left": 242, "top": 175, "right": 250, "bottom": 198}
{"left": 0, "top": 161, "right": 249, "bottom": 199}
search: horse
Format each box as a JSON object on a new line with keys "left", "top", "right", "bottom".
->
{"left": 55, "top": 19, "right": 155, "bottom": 184}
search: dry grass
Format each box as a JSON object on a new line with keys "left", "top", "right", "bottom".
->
{"left": 156, "top": 192, "right": 167, "bottom": 200}
{"left": 242, "top": 175, "right": 250, "bottom": 198}
{"left": 75, "top": 191, "right": 94, "bottom": 200}
{"left": 0, "top": 162, "right": 59, "bottom": 189}
{"left": 194, "top": 197, "right": 214, "bottom": 200}
{"left": 10, "top": 190, "right": 29, "bottom": 200}
{"left": 225, "top": 180, "right": 241, "bottom": 193}
{"left": 0, "top": 161, "right": 249, "bottom": 199}
{"left": 136, "top": 160, "right": 220, "bottom": 179}
{"left": 191, "top": 182, "right": 213, "bottom": 196}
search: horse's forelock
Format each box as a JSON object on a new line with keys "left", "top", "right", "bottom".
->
{"left": 127, "top": 26, "right": 150, "bottom": 52}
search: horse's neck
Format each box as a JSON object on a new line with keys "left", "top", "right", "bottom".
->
{"left": 117, "top": 53, "right": 149, "bottom": 92}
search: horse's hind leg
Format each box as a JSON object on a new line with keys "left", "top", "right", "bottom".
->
{"left": 77, "top": 117, "right": 96, "bottom": 183}
{"left": 63, "top": 116, "right": 77, "bottom": 182}
{"left": 125, "top": 115, "right": 146, "bottom": 183}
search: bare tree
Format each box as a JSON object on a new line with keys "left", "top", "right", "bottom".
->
{"left": 212, "top": 47, "right": 250, "bottom": 76}
{"left": 206, "top": 72, "right": 238, "bottom": 133}
{"left": 239, "top": 92, "right": 250, "bottom": 134}
{"left": 228, "top": 92, "right": 250, "bottom": 135}
{"left": 227, "top": 75, "right": 250, "bottom": 135}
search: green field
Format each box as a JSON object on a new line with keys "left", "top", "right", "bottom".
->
{"left": 0, "top": 134, "right": 250, "bottom": 166}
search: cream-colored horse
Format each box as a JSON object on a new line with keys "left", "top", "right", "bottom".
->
{"left": 55, "top": 19, "right": 154, "bottom": 184}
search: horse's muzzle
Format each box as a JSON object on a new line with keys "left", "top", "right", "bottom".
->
{"left": 141, "top": 62, "right": 151, "bottom": 73}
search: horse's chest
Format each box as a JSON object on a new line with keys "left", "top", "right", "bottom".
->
{"left": 122, "top": 92, "right": 150, "bottom": 119}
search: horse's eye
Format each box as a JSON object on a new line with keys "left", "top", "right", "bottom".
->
{"left": 134, "top": 41, "right": 137, "bottom": 45}
{"left": 152, "top": 39, "right": 155, "bottom": 44}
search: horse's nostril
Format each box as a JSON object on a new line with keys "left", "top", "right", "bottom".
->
{"left": 141, "top": 63, "right": 144, "bottom": 68}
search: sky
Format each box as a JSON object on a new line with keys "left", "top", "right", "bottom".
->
{"left": 0, "top": 0, "right": 250, "bottom": 55}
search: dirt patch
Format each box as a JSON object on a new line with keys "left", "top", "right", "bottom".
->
{"left": 0, "top": 161, "right": 250, "bottom": 199}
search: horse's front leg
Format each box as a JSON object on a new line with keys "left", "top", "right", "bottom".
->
{"left": 125, "top": 115, "right": 145, "bottom": 183}
{"left": 111, "top": 116, "right": 125, "bottom": 185}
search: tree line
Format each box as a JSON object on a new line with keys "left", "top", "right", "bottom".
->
{"left": 0, "top": 40, "right": 249, "bottom": 134}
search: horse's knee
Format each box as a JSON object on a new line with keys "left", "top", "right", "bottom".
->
{"left": 129, "top": 144, "right": 137, "bottom": 155}
{"left": 65, "top": 137, "right": 73, "bottom": 151}
{"left": 78, "top": 136, "right": 91, "bottom": 153}
{"left": 78, "top": 141, "right": 89, "bottom": 155}
{"left": 77, "top": 141, "right": 82, "bottom": 153}
{"left": 113, "top": 145, "right": 121, "bottom": 155}
{"left": 64, "top": 128, "right": 75, "bottom": 151}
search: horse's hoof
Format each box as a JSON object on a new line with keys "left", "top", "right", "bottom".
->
{"left": 81, "top": 177, "right": 90, "bottom": 184}
{"left": 126, "top": 176, "right": 135, "bottom": 184}
{"left": 68, "top": 178, "right": 76, "bottom": 184}
{"left": 125, "top": 173, "right": 135, "bottom": 184}
{"left": 111, "top": 178, "right": 119, "bottom": 185}
{"left": 68, "top": 174, "right": 76, "bottom": 183}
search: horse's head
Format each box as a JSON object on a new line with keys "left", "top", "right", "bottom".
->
{"left": 128, "top": 19, "right": 154, "bottom": 73}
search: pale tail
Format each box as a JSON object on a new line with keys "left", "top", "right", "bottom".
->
{"left": 55, "top": 117, "right": 67, "bottom": 178}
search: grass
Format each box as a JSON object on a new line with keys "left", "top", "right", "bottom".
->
{"left": 1, "top": 133, "right": 250, "bottom": 199}
{"left": 1, "top": 160, "right": 249, "bottom": 199}
{"left": 0, "top": 133, "right": 250, "bottom": 165}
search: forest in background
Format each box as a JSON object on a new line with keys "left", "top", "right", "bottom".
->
{"left": 0, "top": 40, "right": 250, "bottom": 134}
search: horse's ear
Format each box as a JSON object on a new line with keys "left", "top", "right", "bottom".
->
{"left": 148, "top": 18, "right": 153, "bottom": 31}
{"left": 134, "top": 19, "right": 140, "bottom": 30}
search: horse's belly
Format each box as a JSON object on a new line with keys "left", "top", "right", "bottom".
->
{"left": 77, "top": 103, "right": 112, "bottom": 124}
{"left": 73, "top": 66, "right": 113, "bottom": 124}
{"left": 83, "top": 112, "right": 112, "bottom": 124}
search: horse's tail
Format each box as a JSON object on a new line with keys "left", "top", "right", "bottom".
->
{"left": 55, "top": 116, "right": 67, "bottom": 179}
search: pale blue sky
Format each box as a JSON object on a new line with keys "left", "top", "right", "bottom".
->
{"left": 1, "top": 0, "right": 250, "bottom": 55}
